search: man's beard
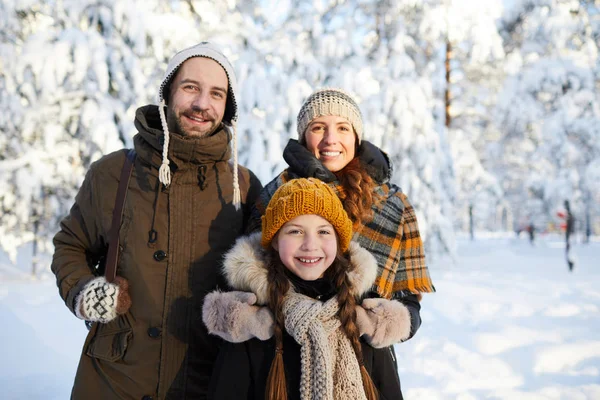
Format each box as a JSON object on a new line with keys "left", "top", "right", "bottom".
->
{"left": 167, "top": 106, "right": 221, "bottom": 138}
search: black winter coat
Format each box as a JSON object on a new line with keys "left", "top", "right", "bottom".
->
{"left": 205, "top": 242, "right": 404, "bottom": 400}
{"left": 208, "top": 334, "right": 403, "bottom": 400}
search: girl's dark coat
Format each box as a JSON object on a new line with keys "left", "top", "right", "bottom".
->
{"left": 205, "top": 234, "right": 403, "bottom": 400}
{"left": 209, "top": 334, "right": 402, "bottom": 400}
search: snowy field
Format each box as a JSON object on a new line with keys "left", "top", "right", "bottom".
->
{"left": 1, "top": 233, "right": 599, "bottom": 400}
{"left": 396, "top": 233, "right": 600, "bottom": 400}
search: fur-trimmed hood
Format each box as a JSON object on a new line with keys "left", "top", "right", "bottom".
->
{"left": 204, "top": 233, "right": 413, "bottom": 347}
{"left": 222, "top": 232, "right": 378, "bottom": 305}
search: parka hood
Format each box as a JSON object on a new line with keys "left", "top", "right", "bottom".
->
{"left": 222, "top": 232, "right": 378, "bottom": 305}
{"left": 133, "top": 104, "right": 232, "bottom": 170}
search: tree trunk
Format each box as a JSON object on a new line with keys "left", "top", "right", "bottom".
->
{"left": 585, "top": 203, "right": 591, "bottom": 244}
{"left": 32, "top": 213, "right": 39, "bottom": 277}
{"left": 445, "top": 40, "right": 452, "bottom": 128}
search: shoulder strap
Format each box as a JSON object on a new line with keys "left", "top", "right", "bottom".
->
{"left": 105, "top": 149, "right": 136, "bottom": 283}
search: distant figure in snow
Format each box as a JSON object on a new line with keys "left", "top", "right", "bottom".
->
{"left": 527, "top": 223, "right": 535, "bottom": 245}
{"left": 564, "top": 200, "right": 575, "bottom": 271}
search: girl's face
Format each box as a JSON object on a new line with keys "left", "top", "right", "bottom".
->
{"left": 272, "top": 214, "right": 338, "bottom": 281}
{"left": 304, "top": 115, "right": 356, "bottom": 172}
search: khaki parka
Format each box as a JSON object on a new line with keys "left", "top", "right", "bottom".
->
{"left": 51, "top": 105, "right": 262, "bottom": 399}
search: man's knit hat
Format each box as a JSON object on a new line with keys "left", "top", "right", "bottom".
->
{"left": 261, "top": 178, "right": 353, "bottom": 251}
{"left": 158, "top": 42, "right": 238, "bottom": 123}
{"left": 156, "top": 42, "right": 241, "bottom": 208}
{"left": 296, "top": 88, "right": 364, "bottom": 144}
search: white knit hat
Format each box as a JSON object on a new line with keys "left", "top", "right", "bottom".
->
{"left": 157, "top": 42, "right": 241, "bottom": 209}
{"left": 297, "top": 88, "right": 363, "bottom": 144}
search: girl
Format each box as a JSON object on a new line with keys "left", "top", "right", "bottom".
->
{"left": 203, "top": 178, "right": 409, "bottom": 400}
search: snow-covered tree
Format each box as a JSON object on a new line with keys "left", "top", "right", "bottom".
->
{"left": 495, "top": 0, "right": 600, "bottom": 231}
{"left": 0, "top": 0, "right": 245, "bottom": 261}
{"left": 2, "top": 0, "right": 462, "bottom": 266}
{"left": 232, "top": 0, "right": 458, "bottom": 255}
{"left": 444, "top": 0, "right": 507, "bottom": 232}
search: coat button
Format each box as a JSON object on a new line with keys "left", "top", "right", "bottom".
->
{"left": 147, "top": 327, "right": 161, "bottom": 338}
{"left": 153, "top": 250, "right": 167, "bottom": 261}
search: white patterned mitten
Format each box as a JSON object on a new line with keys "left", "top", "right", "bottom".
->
{"left": 75, "top": 276, "right": 131, "bottom": 323}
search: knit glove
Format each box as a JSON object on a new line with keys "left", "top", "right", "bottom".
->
{"left": 75, "top": 276, "right": 132, "bottom": 323}
{"left": 203, "top": 291, "right": 274, "bottom": 342}
{"left": 355, "top": 298, "right": 411, "bottom": 348}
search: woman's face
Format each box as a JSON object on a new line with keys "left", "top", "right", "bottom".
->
{"left": 272, "top": 214, "right": 338, "bottom": 281}
{"left": 304, "top": 115, "right": 356, "bottom": 172}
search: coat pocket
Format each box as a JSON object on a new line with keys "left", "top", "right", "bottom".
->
{"left": 86, "top": 326, "right": 132, "bottom": 362}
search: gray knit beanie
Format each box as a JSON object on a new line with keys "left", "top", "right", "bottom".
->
{"left": 297, "top": 88, "right": 364, "bottom": 144}
{"left": 156, "top": 42, "right": 241, "bottom": 209}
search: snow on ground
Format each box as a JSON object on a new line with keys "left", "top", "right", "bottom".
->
{"left": 1, "top": 233, "right": 599, "bottom": 399}
{"left": 396, "top": 233, "right": 600, "bottom": 400}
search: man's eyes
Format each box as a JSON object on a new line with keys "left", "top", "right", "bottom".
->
{"left": 181, "top": 86, "right": 225, "bottom": 99}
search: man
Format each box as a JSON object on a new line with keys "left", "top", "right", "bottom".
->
{"left": 51, "top": 42, "right": 262, "bottom": 399}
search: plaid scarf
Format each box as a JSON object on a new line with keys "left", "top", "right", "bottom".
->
{"left": 248, "top": 140, "right": 435, "bottom": 299}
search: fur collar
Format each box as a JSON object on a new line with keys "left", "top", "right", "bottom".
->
{"left": 222, "top": 232, "right": 378, "bottom": 305}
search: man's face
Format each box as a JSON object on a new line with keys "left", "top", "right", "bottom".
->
{"left": 166, "top": 57, "right": 228, "bottom": 138}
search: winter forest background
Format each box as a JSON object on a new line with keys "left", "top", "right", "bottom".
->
{"left": 2, "top": 0, "right": 600, "bottom": 268}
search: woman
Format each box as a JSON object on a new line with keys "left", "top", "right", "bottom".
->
{"left": 203, "top": 178, "right": 403, "bottom": 399}
{"left": 248, "top": 88, "right": 435, "bottom": 338}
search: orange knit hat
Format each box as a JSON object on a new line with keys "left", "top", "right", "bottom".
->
{"left": 261, "top": 178, "right": 353, "bottom": 251}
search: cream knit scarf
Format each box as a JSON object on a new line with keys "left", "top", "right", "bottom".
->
{"left": 283, "top": 292, "right": 367, "bottom": 400}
